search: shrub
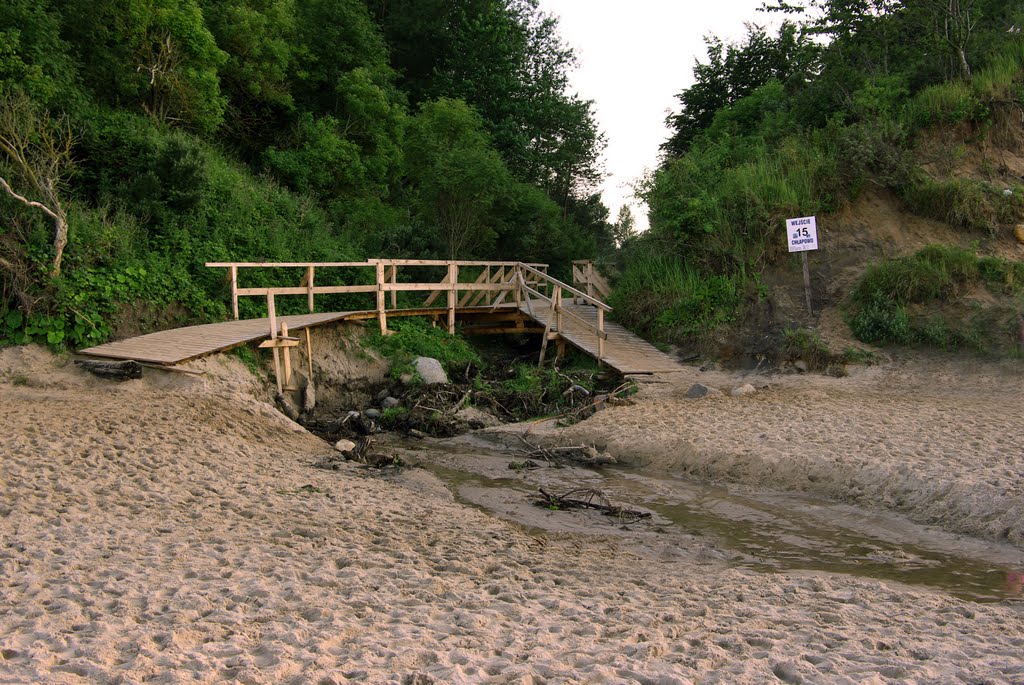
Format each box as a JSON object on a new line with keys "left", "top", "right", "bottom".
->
{"left": 366, "top": 317, "right": 481, "bottom": 379}
{"left": 847, "top": 245, "right": 1024, "bottom": 352}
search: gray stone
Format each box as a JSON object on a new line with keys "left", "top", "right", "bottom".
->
{"left": 685, "top": 383, "right": 720, "bottom": 399}
{"left": 729, "top": 383, "right": 756, "bottom": 397}
{"left": 794, "top": 359, "right": 809, "bottom": 372}
{"left": 381, "top": 396, "right": 401, "bottom": 409}
{"left": 334, "top": 439, "right": 356, "bottom": 453}
{"left": 364, "top": 408, "right": 382, "bottom": 420}
{"left": 413, "top": 356, "right": 448, "bottom": 385}
{"left": 375, "top": 388, "right": 392, "bottom": 402}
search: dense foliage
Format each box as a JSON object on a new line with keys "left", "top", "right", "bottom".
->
{"left": 617, "top": 0, "right": 1024, "bottom": 352}
{"left": 0, "top": 0, "right": 611, "bottom": 349}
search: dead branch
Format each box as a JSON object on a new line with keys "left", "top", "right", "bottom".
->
{"left": 535, "top": 487, "right": 651, "bottom": 523}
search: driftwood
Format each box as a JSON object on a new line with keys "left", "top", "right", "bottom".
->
{"left": 515, "top": 437, "right": 617, "bottom": 467}
{"left": 74, "top": 359, "right": 142, "bottom": 381}
{"left": 534, "top": 487, "right": 651, "bottom": 523}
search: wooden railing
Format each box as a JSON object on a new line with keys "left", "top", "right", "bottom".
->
{"left": 518, "top": 263, "right": 611, "bottom": 363}
{"left": 571, "top": 259, "right": 611, "bottom": 302}
{"left": 205, "top": 259, "right": 612, "bottom": 382}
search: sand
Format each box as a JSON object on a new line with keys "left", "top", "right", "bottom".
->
{"left": 1, "top": 345, "right": 1023, "bottom": 684}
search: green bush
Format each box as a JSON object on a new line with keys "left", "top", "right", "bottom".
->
{"left": 610, "top": 247, "right": 747, "bottom": 343}
{"left": 366, "top": 317, "right": 481, "bottom": 379}
{"left": 847, "top": 245, "right": 1024, "bottom": 352}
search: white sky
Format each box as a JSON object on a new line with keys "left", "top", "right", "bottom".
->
{"left": 537, "top": 0, "right": 773, "bottom": 232}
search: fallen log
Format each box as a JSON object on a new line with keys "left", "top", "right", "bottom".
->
{"left": 74, "top": 358, "right": 142, "bottom": 381}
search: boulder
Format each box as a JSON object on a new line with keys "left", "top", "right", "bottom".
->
{"left": 381, "top": 396, "right": 401, "bottom": 409}
{"left": 375, "top": 388, "right": 392, "bottom": 403}
{"left": 413, "top": 357, "right": 448, "bottom": 385}
{"left": 364, "top": 408, "right": 382, "bottom": 420}
{"left": 794, "top": 360, "right": 809, "bottom": 373}
{"left": 685, "top": 383, "right": 720, "bottom": 399}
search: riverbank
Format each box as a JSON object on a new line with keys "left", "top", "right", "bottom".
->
{"left": 1, "top": 345, "right": 1023, "bottom": 684}
{"left": 552, "top": 355, "right": 1024, "bottom": 548}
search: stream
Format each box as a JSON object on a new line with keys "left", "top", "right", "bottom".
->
{"left": 375, "top": 433, "right": 1024, "bottom": 604}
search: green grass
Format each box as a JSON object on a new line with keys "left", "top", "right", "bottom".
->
{"left": 366, "top": 317, "right": 481, "bottom": 380}
{"left": 610, "top": 248, "right": 748, "bottom": 344}
{"left": 847, "top": 245, "right": 1024, "bottom": 352}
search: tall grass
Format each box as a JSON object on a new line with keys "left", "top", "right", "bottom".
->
{"left": 610, "top": 247, "right": 749, "bottom": 343}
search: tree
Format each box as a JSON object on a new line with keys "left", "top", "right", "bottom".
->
{"left": 59, "top": 0, "right": 228, "bottom": 133}
{"left": 921, "top": 0, "right": 978, "bottom": 80}
{"left": 612, "top": 205, "right": 636, "bottom": 248}
{"left": 0, "top": 92, "right": 73, "bottom": 279}
{"left": 404, "top": 98, "right": 511, "bottom": 259}
{"left": 663, "top": 22, "right": 814, "bottom": 157}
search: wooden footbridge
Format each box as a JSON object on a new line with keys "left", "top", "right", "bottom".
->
{"left": 79, "top": 259, "right": 683, "bottom": 388}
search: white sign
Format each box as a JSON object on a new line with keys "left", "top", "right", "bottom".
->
{"left": 786, "top": 216, "right": 818, "bottom": 252}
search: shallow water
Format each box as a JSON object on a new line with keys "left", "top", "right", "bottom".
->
{"left": 382, "top": 435, "right": 1024, "bottom": 604}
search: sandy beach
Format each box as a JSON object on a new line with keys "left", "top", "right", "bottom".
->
{"left": 2, "top": 345, "right": 1024, "bottom": 684}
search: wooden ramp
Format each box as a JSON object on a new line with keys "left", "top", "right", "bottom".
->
{"left": 77, "top": 312, "right": 353, "bottom": 365}
{"left": 519, "top": 299, "right": 683, "bottom": 374}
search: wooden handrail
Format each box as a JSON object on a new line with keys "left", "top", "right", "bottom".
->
{"left": 206, "top": 258, "right": 611, "bottom": 365}
{"left": 518, "top": 263, "right": 612, "bottom": 311}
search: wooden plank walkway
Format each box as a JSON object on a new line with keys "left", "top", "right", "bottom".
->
{"left": 78, "top": 303, "right": 684, "bottom": 374}
{"left": 518, "top": 299, "right": 683, "bottom": 374}
{"left": 77, "top": 312, "right": 354, "bottom": 365}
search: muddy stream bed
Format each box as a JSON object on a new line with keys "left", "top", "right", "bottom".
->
{"left": 368, "top": 433, "right": 1024, "bottom": 604}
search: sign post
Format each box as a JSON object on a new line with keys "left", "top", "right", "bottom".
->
{"left": 786, "top": 216, "right": 818, "bottom": 315}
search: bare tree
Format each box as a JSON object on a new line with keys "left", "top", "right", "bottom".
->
{"left": 0, "top": 92, "right": 74, "bottom": 279}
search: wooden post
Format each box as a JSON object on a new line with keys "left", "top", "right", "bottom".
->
{"left": 306, "top": 265, "right": 315, "bottom": 313}
{"left": 447, "top": 263, "right": 457, "bottom": 334}
{"left": 597, "top": 307, "right": 605, "bottom": 362}
{"left": 280, "top": 322, "right": 293, "bottom": 390}
{"left": 801, "top": 252, "right": 813, "bottom": 315}
{"left": 390, "top": 265, "right": 397, "bottom": 309}
{"left": 267, "top": 293, "right": 282, "bottom": 393}
{"left": 376, "top": 261, "right": 387, "bottom": 334}
{"left": 230, "top": 266, "right": 239, "bottom": 320}
{"left": 305, "top": 328, "right": 313, "bottom": 381}
{"left": 554, "top": 288, "right": 562, "bottom": 333}
{"left": 587, "top": 262, "right": 595, "bottom": 300}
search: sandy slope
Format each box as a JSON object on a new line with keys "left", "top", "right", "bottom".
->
{"left": 1, "top": 346, "right": 1023, "bottom": 684}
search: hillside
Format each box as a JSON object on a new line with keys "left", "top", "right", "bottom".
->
{"left": 615, "top": 2, "right": 1024, "bottom": 364}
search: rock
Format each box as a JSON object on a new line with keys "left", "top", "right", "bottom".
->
{"left": 381, "top": 396, "right": 401, "bottom": 409}
{"left": 794, "top": 359, "right": 809, "bottom": 372}
{"left": 413, "top": 356, "right": 448, "bottom": 385}
{"left": 455, "top": 406, "right": 502, "bottom": 429}
{"left": 730, "top": 383, "right": 756, "bottom": 397}
{"left": 685, "top": 383, "right": 720, "bottom": 399}
{"left": 334, "top": 439, "right": 356, "bottom": 453}
{"left": 408, "top": 429, "right": 428, "bottom": 439}
{"left": 375, "top": 388, "right": 392, "bottom": 403}
{"left": 364, "top": 408, "right": 382, "bottom": 420}
{"left": 1015, "top": 224, "right": 1024, "bottom": 244}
